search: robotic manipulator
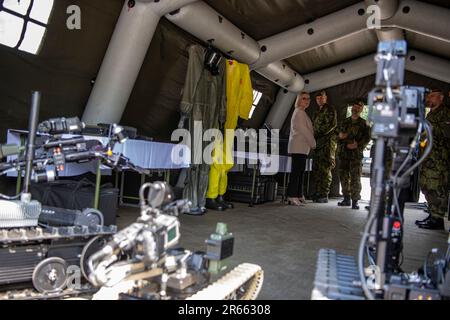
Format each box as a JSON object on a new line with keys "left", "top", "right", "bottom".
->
{"left": 0, "top": 92, "right": 264, "bottom": 299}
{"left": 86, "top": 182, "right": 257, "bottom": 301}
{"left": 0, "top": 92, "right": 147, "bottom": 297}
{"left": 357, "top": 40, "right": 450, "bottom": 300}
{"left": 0, "top": 115, "right": 146, "bottom": 187}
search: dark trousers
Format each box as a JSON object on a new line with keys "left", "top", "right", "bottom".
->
{"left": 287, "top": 154, "right": 307, "bottom": 198}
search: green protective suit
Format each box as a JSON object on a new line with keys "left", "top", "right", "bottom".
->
{"left": 311, "top": 103, "right": 337, "bottom": 198}
{"left": 206, "top": 59, "right": 253, "bottom": 199}
{"left": 337, "top": 116, "right": 371, "bottom": 201}
{"left": 420, "top": 104, "right": 450, "bottom": 219}
{"left": 180, "top": 45, "right": 226, "bottom": 210}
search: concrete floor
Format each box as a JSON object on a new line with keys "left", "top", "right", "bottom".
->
{"left": 116, "top": 198, "right": 449, "bottom": 300}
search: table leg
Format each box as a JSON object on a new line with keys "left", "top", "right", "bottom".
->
{"left": 15, "top": 135, "right": 25, "bottom": 194}
{"left": 119, "top": 170, "right": 125, "bottom": 206}
{"left": 94, "top": 160, "right": 101, "bottom": 209}
{"left": 164, "top": 170, "right": 170, "bottom": 183}
{"left": 16, "top": 171, "right": 22, "bottom": 195}
{"left": 249, "top": 164, "right": 257, "bottom": 207}
{"left": 115, "top": 170, "right": 119, "bottom": 189}
{"left": 281, "top": 172, "right": 287, "bottom": 204}
{"left": 140, "top": 172, "right": 145, "bottom": 186}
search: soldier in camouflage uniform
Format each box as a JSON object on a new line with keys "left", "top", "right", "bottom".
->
{"left": 416, "top": 89, "right": 450, "bottom": 230}
{"left": 337, "top": 102, "right": 371, "bottom": 209}
{"left": 311, "top": 91, "right": 337, "bottom": 203}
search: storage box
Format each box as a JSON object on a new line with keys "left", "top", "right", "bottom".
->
{"left": 30, "top": 179, "right": 118, "bottom": 226}
{"left": 225, "top": 173, "right": 277, "bottom": 205}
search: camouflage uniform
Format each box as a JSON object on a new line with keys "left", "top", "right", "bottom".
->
{"left": 311, "top": 103, "right": 337, "bottom": 198}
{"left": 420, "top": 104, "right": 450, "bottom": 219}
{"left": 338, "top": 117, "right": 371, "bottom": 201}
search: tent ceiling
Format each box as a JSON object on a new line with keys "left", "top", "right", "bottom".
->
{"left": 205, "top": 0, "right": 450, "bottom": 76}
{"left": 205, "top": 0, "right": 450, "bottom": 41}
{"left": 406, "top": 31, "right": 450, "bottom": 60}
{"left": 204, "top": 0, "right": 362, "bottom": 40}
{"left": 285, "top": 29, "right": 379, "bottom": 74}
{"left": 283, "top": 29, "right": 450, "bottom": 75}
{"left": 0, "top": 0, "right": 448, "bottom": 141}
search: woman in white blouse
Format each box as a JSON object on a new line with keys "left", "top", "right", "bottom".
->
{"left": 287, "top": 92, "right": 316, "bottom": 206}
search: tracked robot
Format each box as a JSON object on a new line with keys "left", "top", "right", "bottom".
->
{"left": 0, "top": 92, "right": 141, "bottom": 299}
{"left": 87, "top": 181, "right": 264, "bottom": 300}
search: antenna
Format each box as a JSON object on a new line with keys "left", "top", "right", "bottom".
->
{"left": 22, "top": 91, "right": 41, "bottom": 198}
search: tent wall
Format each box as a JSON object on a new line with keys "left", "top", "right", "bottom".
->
{"left": 0, "top": 0, "right": 449, "bottom": 142}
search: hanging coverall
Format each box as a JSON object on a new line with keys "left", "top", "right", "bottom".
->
{"left": 206, "top": 60, "right": 253, "bottom": 200}
{"left": 180, "top": 45, "right": 226, "bottom": 212}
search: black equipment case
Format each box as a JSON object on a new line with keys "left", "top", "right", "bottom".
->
{"left": 225, "top": 173, "right": 277, "bottom": 205}
{"left": 30, "top": 179, "right": 119, "bottom": 226}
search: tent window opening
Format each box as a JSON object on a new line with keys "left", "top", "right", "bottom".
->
{"left": 249, "top": 90, "right": 263, "bottom": 119}
{"left": 0, "top": 0, "right": 54, "bottom": 54}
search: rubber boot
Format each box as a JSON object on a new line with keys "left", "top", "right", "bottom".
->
{"left": 206, "top": 198, "right": 226, "bottom": 211}
{"left": 338, "top": 196, "right": 351, "bottom": 207}
{"left": 415, "top": 214, "right": 431, "bottom": 225}
{"left": 217, "top": 195, "right": 234, "bottom": 209}
{"left": 185, "top": 206, "right": 207, "bottom": 216}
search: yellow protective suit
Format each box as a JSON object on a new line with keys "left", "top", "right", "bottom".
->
{"left": 206, "top": 60, "right": 254, "bottom": 199}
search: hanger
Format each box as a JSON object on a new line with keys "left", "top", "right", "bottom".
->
{"left": 204, "top": 43, "right": 223, "bottom": 76}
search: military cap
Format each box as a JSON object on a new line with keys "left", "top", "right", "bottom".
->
{"left": 352, "top": 101, "right": 365, "bottom": 107}
{"left": 315, "top": 90, "right": 327, "bottom": 97}
{"left": 429, "top": 88, "right": 444, "bottom": 95}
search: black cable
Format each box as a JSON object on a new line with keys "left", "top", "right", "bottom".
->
{"left": 0, "top": 192, "right": 22, "bottom": 200}
{"left": 399, "top": 251, "right": 404, "bottom": 267}
{"left": 424, "top": 251, "right": 432, "bottom": 281}
{"left": 358, "top": 213, "right": 377, "bottom": 300}
{"left": 399, "top": 121, "right": 433, "bottom": 181}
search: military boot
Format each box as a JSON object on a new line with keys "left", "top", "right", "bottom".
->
{"left": 314, "top": 196, "right": 328, "bottom": 203}
{"left": 217, "top": 195, "right": 234, "bottom": 209}
{"left": 206, "top": 198, "right": 226, "bottom": 211}
{"left": 352, "top": 200, "right": 360, "bottom": 210}
{"left": 417, "top": 216, "right": 445, "bottom": 230}
{"left": 185, "top": 206, "right": 207, "bottom": 216}
{"left": 338, "top": 196, "right": 351, "bottom": 207}
{"left": 415, "top": 214, "right": 431, "bottom": 226}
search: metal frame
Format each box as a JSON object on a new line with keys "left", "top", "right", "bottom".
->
{"left": 82, "top": 0, "right": 198, "bottom": 125}
{"left": 83, "top": 0, "right": 450, "bottom": 128}
{"left": 117, "top": 169, "right": 171, "bottom": 207}
{"left": 303, "top": 50, "right": 450, "bottom": 93}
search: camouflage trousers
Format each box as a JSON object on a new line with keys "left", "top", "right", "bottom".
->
{"left": 338, "top": 158, "right": 362, "bottom": 201}
{"left": 420, "top": 162, "right": 449, "bottom": 219}
{"left": 311, "top": 146, "right": 336, "bottom": 198}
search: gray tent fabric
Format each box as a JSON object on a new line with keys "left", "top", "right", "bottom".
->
{"left": 286, "top": 30, "right": 379, "bottom": 74}
{"left": 205, "top": 0, "right": 450, "bottom": 76}
{"left": 204, "top": 0, "right": 362, "bottom": 40}
{"left": 0, "top": 0, "right": 276, "bottom": 142}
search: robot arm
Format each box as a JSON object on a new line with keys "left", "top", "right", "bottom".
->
{"left": 87, "top": 222, "right": 145, "bottom": 287}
